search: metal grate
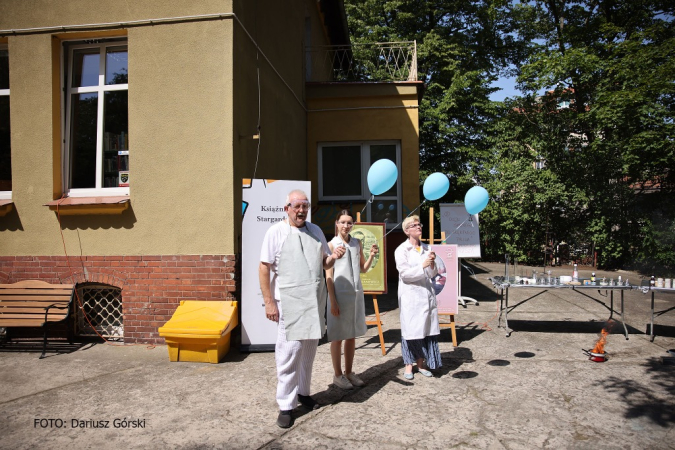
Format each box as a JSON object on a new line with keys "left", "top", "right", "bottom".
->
{"left": 305, "top": 41, "right": 417, "bottom": 83}
{"left": 75, "top": 283, "right": 123, "bottom": 339}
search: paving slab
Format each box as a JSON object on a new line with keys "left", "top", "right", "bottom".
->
{"left": 0, "top": 262, "right": 674, "bottom": 449}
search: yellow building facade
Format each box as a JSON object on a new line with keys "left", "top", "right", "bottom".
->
{"left": 306, "top": 82, "right": 422, "bottom": 281}
{"left": 0, "top": 0, "right": 420, "bottom": 343}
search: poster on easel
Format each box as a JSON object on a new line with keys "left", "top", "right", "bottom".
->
{"left": 241, "top": 178, "right": 311, "bottom": 351}
{"left": 429, "top": 244, "right": 459, "bottom": 315}
{"left": 351, "top": 222, "right": 387, "bottom": 294}
{"left": 352, "top": 221, "right": 387, "bottom": 355}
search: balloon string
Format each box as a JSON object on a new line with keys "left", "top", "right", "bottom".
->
{"left": 380, "top": 199, "right": 426, "bottom": 241}
{"left": 360, "top": 194, "right": 374, "bottom": 215}
{"left": 381, "top": 223, "right": 401, "bottom": 240}
{"left": 440, "top": 215, "right": 474, "bottom": 244}
{"left": 405, "top": 200, "right": 425, "bottom": 219}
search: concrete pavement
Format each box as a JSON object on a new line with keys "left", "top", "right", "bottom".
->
{"left": 1, "top": 262, "right": 674, "bottom": 449}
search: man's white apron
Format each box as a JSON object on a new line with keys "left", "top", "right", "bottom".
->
{"left": 277, "top": 223, "right": 327, "bottom": 341}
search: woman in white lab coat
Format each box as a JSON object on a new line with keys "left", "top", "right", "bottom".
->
{"left": 394, "top": 215, "right": 442, "bottom": 380}
{"left": 326, "top": 210, "right": 379, "bottom": 389}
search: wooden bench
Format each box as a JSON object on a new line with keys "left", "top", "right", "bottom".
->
{"left": 0, "top": 280, "right": 76, "bottom": 358}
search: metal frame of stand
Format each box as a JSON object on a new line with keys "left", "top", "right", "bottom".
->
{"left": 642, "top": 286, "right": 675, "bottom": 342}
{"left": 457, "top": 259, "right": 479, "bottom": 307}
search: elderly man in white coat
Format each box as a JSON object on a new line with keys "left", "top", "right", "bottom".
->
{"left": 394, "top": 215, "right": 443, "bottom": 380}
{"left": 259, "top": 189, "right": 346, "bottom": 428}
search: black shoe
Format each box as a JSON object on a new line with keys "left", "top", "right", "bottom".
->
{"left": 298, "top": 394, "right": 320, "bottom": 410}
{"left": 276, "top": 410, "right": 293, "bottom": 428}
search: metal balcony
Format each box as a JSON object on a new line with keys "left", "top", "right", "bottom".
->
{"left": 305, "top": 41, "right": 417, "bottom": 83}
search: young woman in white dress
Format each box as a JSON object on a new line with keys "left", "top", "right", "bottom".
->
{"left": 326, "top": 210, "right": 379, "bottom": 389}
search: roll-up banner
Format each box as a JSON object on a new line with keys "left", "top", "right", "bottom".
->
{"left": 241, "top": 179, "right": 311, "bottom": 351}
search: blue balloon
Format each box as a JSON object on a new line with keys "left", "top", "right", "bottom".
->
{"left": 423, "top": 173, "right": 450, "bottom": 201}
{"left": 465, "top": 186, "right": 489, "bottom": 215}
{"left": 377, "top": 203, "right": 384, "bottom": 210}
{"left": 367, "top": 159, "right": 398, "bottom": 195}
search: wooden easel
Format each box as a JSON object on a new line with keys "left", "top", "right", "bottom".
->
{"left": 424, "top": 208, "right": 458, "bottom": 347}
{"left": 356, "top": 212, "right": 387, "bottom": 356}
{"left": 365, "top": 293, "right": 387, "bottom": 356}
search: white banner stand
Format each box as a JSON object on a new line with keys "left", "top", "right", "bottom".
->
{"left": 241, "top": 179, "right": 311, "bottom": 351}
{"left": 440, "top": 203, "right": 481, "bottom": 307}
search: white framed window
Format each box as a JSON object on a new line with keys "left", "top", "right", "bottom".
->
{"left": 318, "top": 141, "right": 402, "bottom": 227}
{"left": 0, "top": 44, "right": 10, "bottom": 200}
{"left": 63, "top": 39, "right": 129, "bottom": 197}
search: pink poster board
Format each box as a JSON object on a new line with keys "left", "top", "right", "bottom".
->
{"left": 430, "top": 244, "right": 459, "bottom": 315}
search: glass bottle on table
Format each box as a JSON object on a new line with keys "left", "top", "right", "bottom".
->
{"left": 572, "top": 264, "right": 579, "bottom": 282}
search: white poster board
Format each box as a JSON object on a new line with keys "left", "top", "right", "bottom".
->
{"left": 439, "top": 203, "right": 481, "bottom": 258}
{"left": 241, "top": 179, "right": 311, "bottom": 351}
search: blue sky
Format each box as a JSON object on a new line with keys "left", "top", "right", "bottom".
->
{"left": 489, "top": 76, "right": 520, "bottom": 101}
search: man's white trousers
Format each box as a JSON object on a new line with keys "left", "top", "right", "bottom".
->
{"left": 275, "top": 313, "right": 319, "bottom": 410}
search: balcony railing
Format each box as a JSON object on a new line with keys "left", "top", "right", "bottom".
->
{"left": 305, "top": 41, "right": 417, "bottom": 83}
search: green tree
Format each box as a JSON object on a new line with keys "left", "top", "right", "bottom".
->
{"left": 345, "top": 0, "right": 517, "bottom": 226}
{"left": 344, "top": 0, "right": 675, "bottom": 271}
{"left": 497, "top": 0, "right": 675, "bottom": 269}
{"left": 481, "top": 98, "right": 582, "bottom": 264}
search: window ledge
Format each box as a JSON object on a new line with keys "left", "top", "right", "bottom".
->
{"left": 44, "top": 196, "right": 130, "bottom": 215}
{"left": 0, "top": 200, "right": 14, "bottom": 216}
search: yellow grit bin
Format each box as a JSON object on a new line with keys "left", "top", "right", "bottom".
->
{"left": 158, "top": 301, "right": 239, "bottom": 364}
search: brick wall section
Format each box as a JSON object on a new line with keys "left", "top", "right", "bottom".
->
{"left": 0, "top": 254, "right": 238, "bottom": 344}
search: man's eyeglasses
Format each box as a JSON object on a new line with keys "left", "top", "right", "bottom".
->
{"left": 287, "top": 201, "right": 310, "bottom": 211}
{"left": 407, "top": 223, "right": 423, "bottom": 229}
